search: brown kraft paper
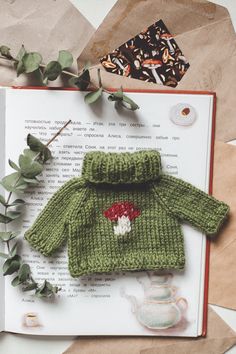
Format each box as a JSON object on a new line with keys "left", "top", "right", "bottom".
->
{"left": 78, "top": 0, "right": 236, "bottom": 142}
{"left": 209, "top": 141, "right": 236, "bottom": 310}
{"left": 64, "top": 307, "right": 236, "bottom": 354}
{"left": 0, "top": 0, "right": 95, "bottom": 86}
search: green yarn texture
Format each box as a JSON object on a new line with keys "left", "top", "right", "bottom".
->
{"left": 24, "top": 150, "right": 229, "bottom": 277}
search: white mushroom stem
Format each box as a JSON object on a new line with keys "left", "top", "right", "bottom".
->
{"left": 145, "top": 64, "right": 162, "bottom": 84}
{"left": 114, "top": 58, "right": 125, "bottom": 70}
{"left": 114, "top": 216, "right": 131, "bottom": 236}
{"left": 165, "top": 39, "right": 175, "bottom": 54}
{"left": 150, "top": 68, "right": 162, "bottom": 84}
{"left": 178, "top": 55, "right": 188, "bottom": 64}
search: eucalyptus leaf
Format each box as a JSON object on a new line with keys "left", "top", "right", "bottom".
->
{"left": 0, "top": 252, "right": 8, "bottom": 259}
{"left": 35, "top": 280, "right": 58, "bottom": 297}
{"left": 0, "top": 194, "right": 6, "bottom": 206}
{"left": 8, "top": 159, "right": 20, "bottom": 171}
{"left": 0, "top": 172, "right": 21, "bottom": 192}
{"left": 0, "top": 231, "right": 20, "bottom": 242}
{"left": 14, "top": 177, "right": 28, "bottom": 192}
{"left": 10, "top": 231, "right": 21, "bottom": 240}
{"left": 119, "top": 94, "right": 139, "bottom": 111}
{"left": 41, "top": 147, "right": 52, "bottom": 163}
{"left": 43, "top": 61, "right": 62, "bottom": 81}
{"left": 16, "top": 45, "right": 27, "bottom": 61}
{"left": 108, "top": 94, "right": 120, "bottom": 102}
{"left": 26, "top": 136, "right": 52, "bottom": 162}
{"left": 69, "top": 69, "right": 90, "bottom": 90}
{"left": 1, "top": 173, "right": 27, "bottom": 193}
{"left": 23, "top": 177, "right": 39, "bottom": 185}
{"left": 10, "top": 242, "right": 18, "bottom": 257}
{"left": 5, "top": 231, "right": 20, "bottom": 242}
{"left": 108, "top": 91, "right": 123, "bottom": 102}
{"left": 22, "top": 282, "right": 38, "bottom": 292}
{"left": 34, "top": 68, "right": 45, "bottom": 86}
{"left": 18, "top": 263, "right": 31, "bottom": 282}
{"left": 35, "top": 280, "right": 46, "bottom": 297}
{"left": 0, "top": 45, "right": 12, "bottom": 58}
{"left": 84, "top": 88, "right": 102, "bottom": 104}
{"left": 58, "top": 50, "right": 73, "bottom": 69}
{"left": 0, "top": 172, "right": 27, "bottom": 193}
{"left": 16, "top": 60, "right": 25, "bottom": 77}
{"left": 19, "top": 154, "right": 43, "bottom": 178}
{"left": 11, "top": 276, "right": 23, "bottom": 287}
{"left": 8, "top": 199, "right": 25, "bottom": 207}
{"left": 0, "top": 213, "right": 12, "bottom": 224}
{"left": 23, "top": 148, "right": 39, "bottom": 159}
{"left": 27, "top": 134, "right": 45, "bottom": 152}
{"left": 16, "top": 45, "right": 27, "bottom": 76}
{"left": 22, "top": 52, "right": 42, "bottom": 73}
{"left": 108, "top": 89, "right": 139, "bottom": 111}
{"left": 6, "top": 211, "right": 21, "bottom": 220}
{"left": 15, "top": 185, "right": 28, "bottom": 191}
{"left": 3, "top": 261, "right": 20, "bottom": 276}
{"left": 0, "top": 231, "right": 14, "bottom": 241}
{"left": 3, "top": 255, "right": 21, "bottom": 275}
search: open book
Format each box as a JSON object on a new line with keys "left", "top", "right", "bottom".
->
{"left": 0, "top": 87, "right": 215, "bottom": 336}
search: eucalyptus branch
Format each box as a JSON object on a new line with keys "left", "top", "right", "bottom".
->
{"left": 0, "top": 45, "right": 139, "bottom": 111}
{"left": 0, "top": 120, "right": 71, "bottom": 298}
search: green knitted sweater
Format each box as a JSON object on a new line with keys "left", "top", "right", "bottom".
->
{"left": 24, "top": 150, "right": 229, "bottom": 277}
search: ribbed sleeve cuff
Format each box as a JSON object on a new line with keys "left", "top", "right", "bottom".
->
{"left": 24, "top": 231, "right": 53, "bottom": 257}
{"left": 206, "top": 202, "right": 230, "bottom": 235}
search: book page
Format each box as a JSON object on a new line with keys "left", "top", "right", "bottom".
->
{"left": 0, "top": 89, "right": 6, "bottom": 332}
{"left": 3, "top": 88, "right": 213, "bottom": 336}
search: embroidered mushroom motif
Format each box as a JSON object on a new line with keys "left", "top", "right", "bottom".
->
{"left": 104, "top": 201, "right": 140, "bottom": 236}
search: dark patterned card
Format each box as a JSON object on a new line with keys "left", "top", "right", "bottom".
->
{"left": 100, "top": 19, "right": 190, "bottom": 87}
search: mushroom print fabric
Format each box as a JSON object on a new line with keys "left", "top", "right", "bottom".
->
{"left": 100, "top": 19, "right": 190, "bottom": 87}
{"left": 104, "top": 201, "right": 140, "bottom": 236}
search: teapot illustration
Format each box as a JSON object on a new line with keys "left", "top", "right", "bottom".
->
{"left": 121, "top": 272, "right": 188, "bottom": 330}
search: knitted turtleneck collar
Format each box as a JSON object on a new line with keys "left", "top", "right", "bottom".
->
{"left": 81, "top": 150, "right": 162, "bottom": 184}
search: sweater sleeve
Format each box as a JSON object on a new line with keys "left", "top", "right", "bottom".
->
{"left": 153, "top": 174, "right": 229, "bottom": 235}
{"left": 24, "top": 178, "right": 86, "bottom": 256}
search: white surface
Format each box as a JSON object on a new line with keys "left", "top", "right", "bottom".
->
{"left": 70, "top": 0, "right": 117, "bottom": 28}
{"left": 0, "top": 0, "right": 235, "bottom": 353}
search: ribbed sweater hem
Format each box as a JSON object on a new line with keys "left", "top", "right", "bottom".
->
{"left": 69, "top": 257, "right": 185, "bottom": 277}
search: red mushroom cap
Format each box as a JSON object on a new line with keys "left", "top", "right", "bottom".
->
{"left": 104, "top": 201, "right": 140, "bottom": 221}
{"left": 160, "top": 33, "right": 173, "bottom": 39}
{"left": 142, "top": 59, "right": 162, "bottom": 67}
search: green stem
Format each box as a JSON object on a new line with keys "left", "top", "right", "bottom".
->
{"left": 33, "top": 119, "right": 72, "bottom": 162}
{"left": 46, "top": 119, "right": 71, "bottom": 147}
{"left": 0, "top": 55, "right": 16, "bottom": 62}
{"left": 3, "top": 175, "right": 21, "bottom": 236}
{"left": 0, "top": 54, "right": 112, "bottom": 95}
{"left": 98, "top": 68, "right": 102, "bottom": 88}
{"left": 5, "top": 191, "right": 12, "bottom": 207}
{"left": 6, "top": 240, "right": 10, "bottom": 254}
